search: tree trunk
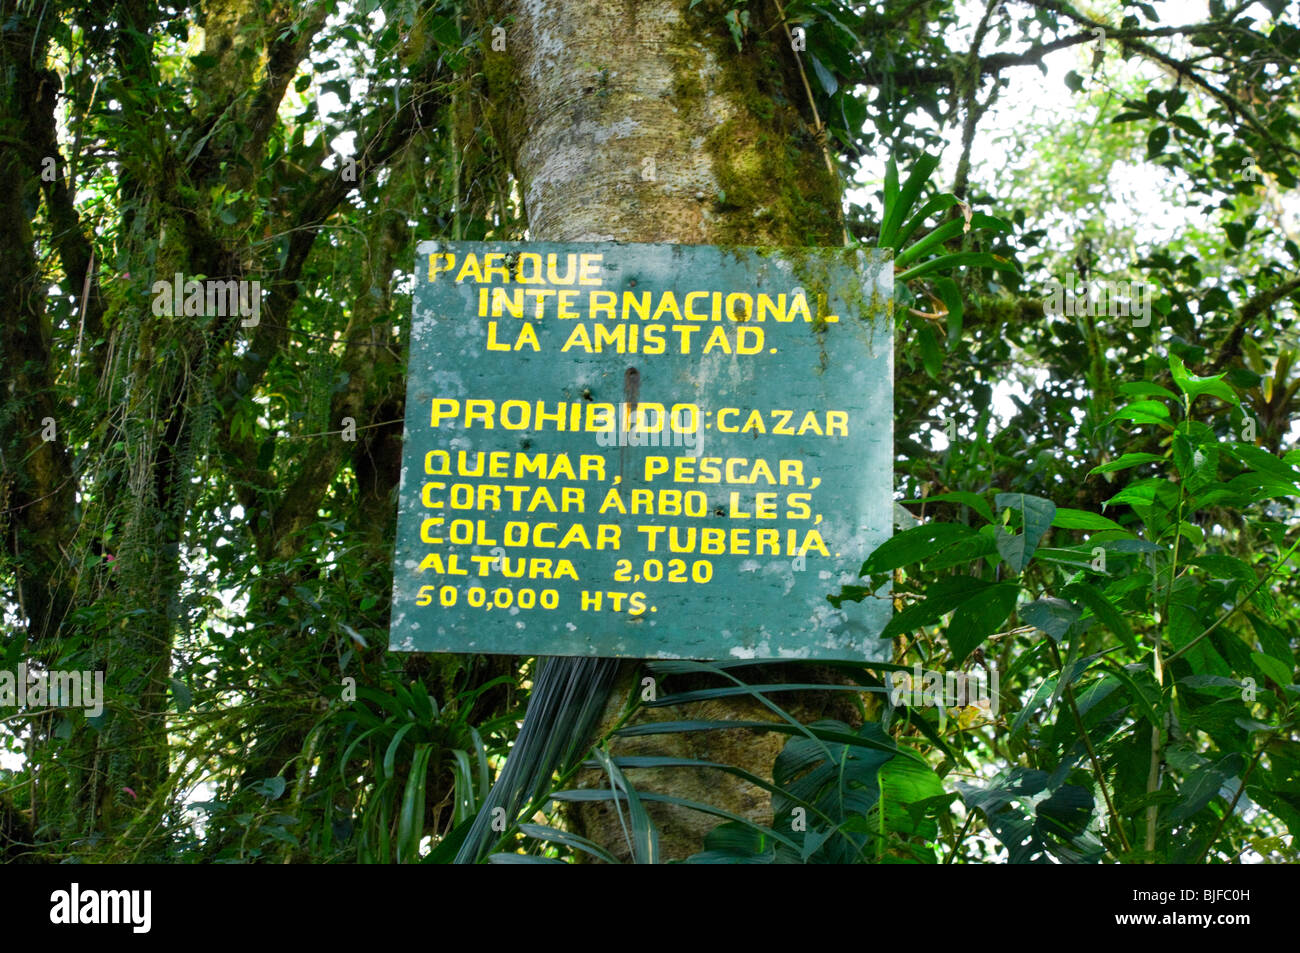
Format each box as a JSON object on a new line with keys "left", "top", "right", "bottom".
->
{"left": 476, "top": 0, "right": 854, "bottom": 860}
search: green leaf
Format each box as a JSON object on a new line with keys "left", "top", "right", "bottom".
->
{"left": 947, "top": 583, "right": 1020, "bottom": 663}
{"left": 1231, "top": 444, "right": 1300, "bottom": 488}
{"left": 383, "top": 723, "right": 416, "bottom": 779}
{"left": 924, "top": 530, "right": 999, "bottom": 571}
{"left": 169, "top": 677, "right": 193, "bottom": 713}
{"left": 919, "top": 323, "right": 944, "bottom": 378}
{"left": 880, "top": 575, "right": 995, "bottom": 641}
{"left": 896, "top": 194, "right": 959, "bottom": 250}
{"left": 1064, "top": 581, "right": 1138, "bottom": 653}
{"left": 396, "top": 744, "right": 433, "bottom": 863}
{"left": 935, "top": 276, "right": 963, "bottom": 344}
{"left": 1251, "top": 651, "right": 1294, "bottom": 688}
{"left": 994, "top": 493, "right": 1056, "bottom": 573}
{"left": 1051, "top": 508, "right": 1128, "bottom": 532}
{"left": 1147, "top": 126, "right": 1170, "bottom": 158}
{"left": 1010, "top": 677, "right": 1058, "bottom": 739}
{"left": 895, "top": 251, "right": 1021, "bottom": 283}
{"left": 689, "top": 822, "right": 776, "bottom": 863}
{"left": 1087, "top": 452, "right": 1166, "bottom": 476}
{"left": 1169, "top": 353, "right": 1240, "bottom": 407}
{"left": 861, "top": 522, "right": 977, "bottom": 574}
{"left": 894, "top": 213, "right": 1010, "bottom": 269}
{"left": 1105, "top": 478, "right": 1179, "bottom": 513}
{"left": 1021, "top": 597, "right": 1081, "bottom": 641}
{"left": 1105, "top": 400, "right": 1172, "bottom": 427}
{"left": 256, "top": 776, "right": 286, "bottom": 800}
{"left": 1167, "top": 755, "right": 1242, "bottom": 825}
{"left": 591, "top": 748, "right": 659, "bottom": 863}
{"left": 808, "top": 53, "right": 838, "bottom": 96}
{"left": 517, "top": 823, "right": 621, "bottom": 863}
{"left": 1173, "top": 429, "right": 1220, "bottom": 491}
{"left": 724, "top": 8, "right": 744, "bottom": 49}
{"left": 879, "top": 154, "right": 939, "bottom": 249}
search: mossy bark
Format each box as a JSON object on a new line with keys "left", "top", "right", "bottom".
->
{"left": 475, "top": 0, "right": 853, "bottom": 860}
{"left": 477, "top": 0, "right": 841, "bottom": 246}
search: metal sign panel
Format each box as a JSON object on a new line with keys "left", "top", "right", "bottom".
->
{"left": 390, "top": 241, "right": 893, "bottom": 661}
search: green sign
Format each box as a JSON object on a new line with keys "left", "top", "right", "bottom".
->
{"left": 390, "top": 241, "right": 893, "bottom": 661}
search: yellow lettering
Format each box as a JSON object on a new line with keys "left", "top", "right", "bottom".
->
{"left": 454, "top": 253, "right": 485, "bottom": 283}
{"left": 482, "top": 252, "right": 509, "bottom": 283}
{"left": 579, "top": 253, "right": 603, "bottom": 285}
{"left": 429, "top": 253, "right": 455, "bottom": 281}
{"left": 702, "top": 325, "right": 732, "bottom": 353}
{"left": 796, "top": 411, "right": 824, "bottom": 436}
{"left": 561, "top": 324, "right": 593, "bottom": 352}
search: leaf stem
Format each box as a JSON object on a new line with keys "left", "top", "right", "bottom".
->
{"left": 1048, "top": 641, "right": 1133, "bottom": 858}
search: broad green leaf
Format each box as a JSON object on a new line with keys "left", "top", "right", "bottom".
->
{"left": 1010, "top": 677, "right": 1058, "bottom": 739}
{"left": 880, "top": 575, "right": 995, "bottom": 641}
{"left": 1105, "top": 400, "right": 1172, "bottom": 428}
{"left": 925, "top": 529, "right": 1000, "bottom": 571}
{"left": 1231, "top": 443, "right": 1300, "bottom": 489}
{"left": 1166, "top": 755, "right": 1243, "bottom": 825}
{"left": 1169, "top": 353, "right": 1240, "bottom": 407}
{"left": 1021, "top": 597, "right": 1082, "bottom": 641}
{"left": 1064, "top": 581, "right": 1138, "bottom": 652}
{"left": 808, "top": 53, "right": 838, "bottom": 95}
{"left": 1105, "top": 478, "right": 1179, "bottom": 513}
{"left": 994, "top": 492, "right": 1056, "bottom": 572}
{"left": 1051, "top": 508, "right": 1128, "bottom": 532}
{"left": 946, "top": 583, "right": 1020, "bottom": 664}
{"left": 1087, "top": 452, "right": 1166, "bottom": 476}
{"left": 1147, "top": 125, "right": 1170, "bottom": 157}
{"left": 1251, "top": 651, "right": 1294, "bottom": 688}
{"left": 861, "top": 522, "right": 976, "bottom": 574}
{"left": 688, "top": 822, "right": 776, "bottom": 864}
